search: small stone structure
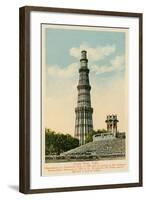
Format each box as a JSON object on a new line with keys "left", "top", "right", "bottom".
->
{"left": 93, "top": 115, "right": 120, "bottom": 142}
{"left": 93, "top": 132, "right": 114, "bottom": 141}
{"left": 105, "top": 114, "right": 119, "bottom": 136}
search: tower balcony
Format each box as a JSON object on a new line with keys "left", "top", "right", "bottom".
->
{"left": 75, "top": 106, "right": 93, "bottom": 113}
{"left": 81, "top": 50, "right": 87, "bottom": 59}
{"left": 79, "top": 67, "right": 89, "bottom": 73}
{"left": 77, "top": 84, "right": 91, "bottom": 90}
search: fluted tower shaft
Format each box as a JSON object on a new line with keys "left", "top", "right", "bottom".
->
{"left": 75, "top": 50, "right": 93, "bottom": 145}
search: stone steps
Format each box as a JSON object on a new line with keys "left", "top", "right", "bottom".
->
{"left": 62, "top": 138, "right": 125, "bottom": 157}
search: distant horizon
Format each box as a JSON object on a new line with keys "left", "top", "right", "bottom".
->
{"left": 42, "top": 24, "right": 128, "bottom": 136}
{"left": 45, "top": 126, "right": 126, "bottom": 135}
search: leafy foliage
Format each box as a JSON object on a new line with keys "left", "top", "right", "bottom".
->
{"left": 45, "top": 129, "right": 79, "bottom": 155}
{"left": 96, "top": 129, "right": 107, "bottom": 133}
{"left": 85, "top": 129, "right": 107, "bottom": 143}
{"left": 85, "top": 130, "right": 96, "bottom": 143}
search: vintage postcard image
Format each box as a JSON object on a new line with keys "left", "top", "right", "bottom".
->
{"left": 41, "top": 24, "right": 128, "bottom": 176}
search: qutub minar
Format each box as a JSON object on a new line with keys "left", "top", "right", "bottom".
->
{"left": 75, "top": 50, "right": 93, "bottom": 145}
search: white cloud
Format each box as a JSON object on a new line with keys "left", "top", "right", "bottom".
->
{"left": 90, "top": 55, "right": 125, "bottom": 75}
{"left": 47, "top": 63, "right": 78, "bottom": 78}
{"left": 47, "top": 46, "right": 124, "bottom": 78}
{"left": 70, "top": 43, "right": 116, "bottom": 61}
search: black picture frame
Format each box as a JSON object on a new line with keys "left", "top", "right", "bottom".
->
{"left": 19, "top": 6, "right": 143, "bottom": 194}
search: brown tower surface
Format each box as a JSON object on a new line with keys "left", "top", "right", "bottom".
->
{"left": 75, "top": 50, "right": 93, "bottom": 145}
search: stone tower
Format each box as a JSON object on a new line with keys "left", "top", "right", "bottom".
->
{"left": 105, "top": 115, "right": 119, "bottom": 136}
{"left": 75, "top": 50, "right": 93, "bottom": 145}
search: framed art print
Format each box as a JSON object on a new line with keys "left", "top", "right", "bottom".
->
{"left": 19, "top": 6, "right": 143, "bottom": 194}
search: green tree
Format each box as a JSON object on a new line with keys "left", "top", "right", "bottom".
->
{"left": 85, "top": 129, "right": 107, "bottom": 144}
{"left": 45, "top": 129, "right": 79, "bottom": 155}
{"left": 85, "top": 130, "right": 97, "bottom": 143}
{"left": 96, "top": 129, "right": 107, "bottom": 133}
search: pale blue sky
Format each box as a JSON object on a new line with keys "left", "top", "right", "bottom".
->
{"left": 46, "top": 28, "right": 125, "bottom": 67}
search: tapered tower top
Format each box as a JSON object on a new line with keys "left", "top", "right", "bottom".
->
{"left": 81, "top": 50, "right": 87, "bottom": 59}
